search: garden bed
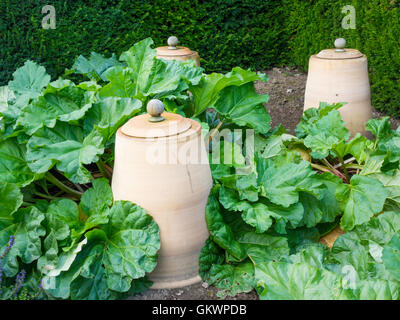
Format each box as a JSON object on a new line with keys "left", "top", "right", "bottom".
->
{"left": 131, "top": 66, "right": 399, "bottom": 300}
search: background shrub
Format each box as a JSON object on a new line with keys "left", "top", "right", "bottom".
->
{"left": 0, "top": 0, "right": 398, "bottom": 116}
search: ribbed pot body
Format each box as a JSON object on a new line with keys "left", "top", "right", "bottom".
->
{"left": 112, "top": 119, "right": 212, "bottom": 289}
{"left": 304, "top": 55, "right": 373, "bottom": 137}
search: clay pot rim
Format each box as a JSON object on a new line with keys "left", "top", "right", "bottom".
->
{"left": 314, "top": 48, "right": 364, "bottom": 60}
{"left": 116, "top": 118, "right": 202, "bottom": 142}
{"left": 156, "top": 46, "right": 196, "bottom": 57}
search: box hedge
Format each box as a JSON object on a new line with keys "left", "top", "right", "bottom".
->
{"left": 0, "top": 0, "right": 398, "bottom": 116}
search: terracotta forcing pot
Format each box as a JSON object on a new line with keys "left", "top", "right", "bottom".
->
{"left": 156, "top": 36, "right": 201, "bottom": 66}
{"left": 112, "top": 99, "right": 212, "bottom": 289}
{"left": 304, "top": 38, "right": 373, "bottom": 137}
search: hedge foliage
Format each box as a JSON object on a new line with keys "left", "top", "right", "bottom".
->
{"left": 0, "top": 0, "right": 399, "bottom": 116}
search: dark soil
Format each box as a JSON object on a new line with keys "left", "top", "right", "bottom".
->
{"left": 131, "top": 67, "right": 399, "bottom": 300}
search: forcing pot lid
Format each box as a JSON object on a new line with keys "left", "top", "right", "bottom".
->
{"left": 120, "top": 99, "right": 192, "bottom": 138}
{"left": 156, "top": 36, "right": 195, "bottom": 57}
{"left": 316, "top": 38, "right": 364, "bottom": 60}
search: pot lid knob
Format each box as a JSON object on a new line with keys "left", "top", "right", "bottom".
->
{"left": 334, "top": 38, "right": 346, "bottom": 52}
{"left": 147, "top": 99, "right": 165, "bottom": 122}
{"left": 168, "top": 36, "right": 178, "bottom": 50}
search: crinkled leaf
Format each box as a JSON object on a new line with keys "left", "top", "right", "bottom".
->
{"left": 0, "top": 207, "right": 45, "bottom": 277}
{"left": 299, "top": 173, "right": 342, "bottom": 227}
{"left": 303, "top": 110, "right": 350, "bottom": 159}
{"left": 71, "top": 52, "right": 122, "bottom": 81}
{"left": 164, "top": 59, "right": 204, "bottom": 86}
{"left": 336, "top": 175, "right": 387, "bottom": 231}
{"left": 382, "top": 232, "right": 400, "bottom": 281}
{"left": 46, "top": 199, "right": 83, "bottom": 243}
{"left": 295, "top": 102, "right": 344, "bottom": 138}
{"left": 352, "top": 279, "right": 400, "bottom": 300}
{"left": 18, "top": 85, "right": 96, "bottom": 135}
{"left": 0, "top": 181, "right": 23, "bottom": 229}
{"left": 80, "top": 178, "right": 112, "bottom": 216}
{"left": 367, "top": 117, "right": 400, "bottom": 170}
{"left": 366, "top": 117, "right": 393, "bottom": 141}
{"left": 37, "top": 231, "right": 59, "bottom": 274}
{"left": 205, "top": 189, "right": 246, "bottom": 260}
{"left": 329, "top": 232, "right": 370, "bottom": 278}
{"left": 214, "top": 83, "right": 271, "bottom": 133}
{"left": 218, "top": 173, "right": 259, "bottom": 202}
{"left": 83, "top": 97, "right": 142, "bottom": 140}
{"left": 8, "top": 60, "right": 50, "bottom": 101}
{"left": 370, "top": 170, "right": 400, "bottom": 209}
{"left": 260, "top": 160, "right": 324, "bottom": 208}
{"left": 204, "top": 262, "right": 255, "bottom": 298}
{"left": 255, "top": 260, "right": 343, "bottom": 300}
{"left": 80, "top": 178, "right": 113, "bottom": 228}
{"left": 26, "top": 123, "right": 104, "bottom": 183}
{"left": 241, "top": 201, "right": 304, "bottom": 234}
{"left": 199, "top": 237, "right": 225, "bottom": 279}
{"left": 46, "top": 201, "right": 159, "bottom": 299}
{"left": 237, "top": 232, "right": 290, "bottom": 263}
{"left": 190, "top": 67, "right": 268, "bottom": 116}
{"left": 0, "top": 86, "right": 16, "bottom": 118}
{"left": 0, "top": 137, "right": 42, "bottom": 186}
{"left": 99, "top": 66, "right": 135, "bottom": 98}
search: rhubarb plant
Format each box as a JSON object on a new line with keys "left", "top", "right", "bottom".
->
{"left": 201, "top": 103, "right": 400, "bottom": 299}
{"left": 0, "top": 37, "right": 399, "bottom": 300}
{"left": 0, "top": 38, "right": 272, "bottom": 300}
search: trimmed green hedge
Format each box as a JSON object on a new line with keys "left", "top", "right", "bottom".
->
{"left": 0, "top": 0, "right": 286, "bottom": 81}
{"left": 0, "top": 0, "right": 399, "bottom": 116}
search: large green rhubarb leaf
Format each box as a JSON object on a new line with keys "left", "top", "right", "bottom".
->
{"left": 367, "top": 117, "right": 400, "bottom": 170}
{"left": 83, "top": 97, "right": 142, "bottom": 141}
{"left": 382, "top": 232, "right": 400, "bottom": 281}
{"left": 0, "top": 86, "right": 16, "bottom": 119}
{"left": 100, "top": 43, "right": 184, "bottom": 101}
{"left": 370, "top": 170, "right": 400, "bottom": 209}
{"left": 99, "top": 66, "right": 136, "bottom": 98}
{"left": 71, "top": 52, "right": 122, "bottom": 82}
{"left": 18, "top": 84, "right": 96, "bottom": 135}
{"left": 0, "top": 138, "right": 41, "bottom": 186}
{"left": 206, "top": 188, "right": 246, "bottom": 260}
{"left": 299, "top": 173, "right": 342, "bottom": 228}
{"left": 26, "top": 123, "right": 104, "bottom": 183}
{"left": 0, "top": 206, "right": 45, "bottom": 277}
{"left": 8, "top": 60, "right": 50, "bottom": 103}
{"left": 303, "top": 110, "right": 350, "bottom": 159}
{"left": 336, "top": 175, "right": 387, "bottom": 231}
{"left": 214, "top": 83, "right": 271, "bottom": 134}
{"left": 204, "top": 262, "right": 255, "bottom": 298}
{"left": 255, "top": 260, "right": 343, "bottom": 300}
{"left": 0, "top": 181, "right": 23, "bottom": 229}
{"left": 260, "top": 160, "right": 324, "bottom": 208}
{"left": 295, "top": 102, "right": 344, "bottom": 138}
{"left": 190, "top": 67, "right": 268, "bottom": 116}
{"left": 46, "top": 201, "right": 160, "bottom": 298}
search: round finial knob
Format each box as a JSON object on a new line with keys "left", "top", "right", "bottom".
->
{"left": 334, "top": 38, "right": 346, "bottom": 52}
{"left": 168, "top": 36, "right": 178, "bottom": 50}
{"left": 147, "top": 99, "right": 165, "bottom": 122}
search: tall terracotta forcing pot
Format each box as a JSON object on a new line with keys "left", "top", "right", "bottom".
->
{"left": 304, "top": 38, "right": 373, "bottom": 137}
{"left": 156, "top": 36, "right": 201, "bottom": 66}
{"left": 112, "top": 99, "right": 212, "bottom": 289}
